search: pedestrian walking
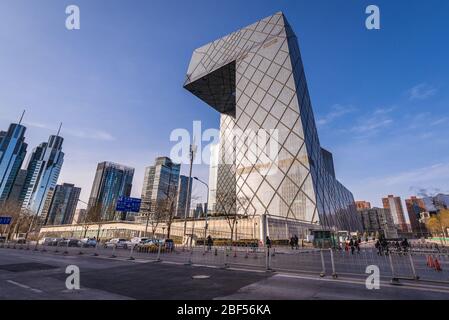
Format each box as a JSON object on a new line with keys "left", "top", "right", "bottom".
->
{"left": 206, "top": 235, "right": 213, "bottom": 251}
{"left": 289, "top": 236, "right": 295, "bottom": 250}
{"left": 349, "top": 239, "right": 355, "bottom": 254}
{"left": 355, "top": 239, "right": 360, "bottom": 253}
{"left": 265, "top": 236, "right": 272, "bottom": 249}
{"left": 375, "top": 239, "right": 382, "bottom": 255}
{"left": 294, "top": 235, "right": 299, "bottom": 249}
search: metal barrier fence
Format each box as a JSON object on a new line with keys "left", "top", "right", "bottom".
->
{"left": 1, "top": 241, "right": 449, "bottom": 285}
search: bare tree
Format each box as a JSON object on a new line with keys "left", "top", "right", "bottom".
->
{"left": 215, "top": 191, "right": 251, "bottom": 243}
{"left": 147, "top": 200, "right": 168, "bottom": 237}
{"left": 81, "top": 203, "right": 103, "bottom": 239}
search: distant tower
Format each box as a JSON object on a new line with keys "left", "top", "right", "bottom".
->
{"left": 46, "top": 183, "right": 81, "bottom": 225}
{"left": 139, "top": 157, "right": 180, "bottom": 217}
{"left": 382, "top": 195, "right": 408, "bottom": 233}
{"left": 87, "top": 161, "right": 134, "bottom": 221}
{"left": 0, "top": 121, "right": 28, "bottom": 203}
{"left": 20, "top": 133, "right": 64, "bottom": 218}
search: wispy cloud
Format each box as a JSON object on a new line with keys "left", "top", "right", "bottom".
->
{"left": 351, "top": 119, "right": 393, "bottom": 134}
{"left": 64, "top": 128, "right": 116, "bottom": 141}
{"left": 349, "top": 108, "right": 394, "bottom": 137}
{"left": 407, "top": 83, "right": 438, "bottom": 101}
{"left": 23, "top": 120, "right": 115, "bottom": 141}
{"left": 430, "top": 117, "right": 449, "bottom": 126}
{"left": 373, "top": 107, "right": 395, "bottom": 115}
{"left": 382, "top": 163, "right": 449, "bottom": 186}
{"left": 317, "top": 104, "right": 356, "bottom": 126}
{"left": 408, "top": 186, "right": 448, "bottom": 198}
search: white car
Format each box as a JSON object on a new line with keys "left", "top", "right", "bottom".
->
{"left": 130, "top": 237, "right": 149, "bottom": 244}
{"left": 104, "top": 238, "right": 129, "bottom": 249}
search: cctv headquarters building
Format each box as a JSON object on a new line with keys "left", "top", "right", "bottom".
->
{"left": 184, "top": 12, "right": 362, "bottom": 240}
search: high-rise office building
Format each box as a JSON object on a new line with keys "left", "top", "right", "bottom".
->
{"left": 382, "top": 195, "right": 408, "bottom": 233}
{"left": 184, "top": 12, "right": 362, "bottom": 236}
{"left": 46, "top": 183, "right": 81, "bottom": 225}
{"left": 405, "top": 196, "right": 427, "bottom": 237}
{"left": 175, "top": 175, "right": 193, "bottom": 218}
{"left": 20, "top": 134, "right": 64, "bottom": 217}
{"left": 87, "top": 162, "right": 134, "bottom": 221}
{"left": 73, "top": 208, "right": 87, "bottom": 224}
{"left": 359, "top": 207, "right": 398, "bottom": 239}
{"left": 355, "top": 201, "right": 372, "bottom": 210}
{"left": 207, "top": 144, "right": 219, "bottom": 214}
{"left": 0, "top": 123, "right": 27, "bottom": 203}
{"left": 140, "top": 157, "right": 180, "bottom": 216}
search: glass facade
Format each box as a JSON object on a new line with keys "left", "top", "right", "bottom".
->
{"left": 207, "top": 144, "right": 219, "bottom": 213}
{"left": 176, "top": 174, "right": 193, "bottom": 218}
{"left": 184, "top": 12, "right": 362, "bottom": 233}
{"left": 20, "top": 135, "right": 64, "bottom": 217}
{"left": 139, "top": 157, "right": 180, "bottom": 216}
{"left": 87, "top": 162, "right": 134, "bottom": 221}
{"left": 46, "top": 183, "right": 81, "bottom": 225}
{"left": 0, "top": 123, "right": 28, "bottom": 203}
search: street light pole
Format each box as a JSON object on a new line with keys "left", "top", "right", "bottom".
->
{"left": 183, "top": 144, "right": 197, "bottom": 244}
{"left": 144, "top": 200, "right": 152, "bottom": 237}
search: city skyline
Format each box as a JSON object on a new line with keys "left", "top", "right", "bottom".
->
{"left": 0, "top": 1, "right": 448, "bottom": 211}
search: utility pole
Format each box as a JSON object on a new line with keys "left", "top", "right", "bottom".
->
{"left": 183, "top": 143, "right": 197, "bottom": 243}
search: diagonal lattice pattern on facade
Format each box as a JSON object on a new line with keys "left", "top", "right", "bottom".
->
{"left": 184, "top": 12, "right": 362, "bottom": 232}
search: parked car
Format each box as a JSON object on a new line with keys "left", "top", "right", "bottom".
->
{"left": 39, "top": 237, "right": 54, "bottom": 245}
{"left": 104, "top": 238, "right": 129, "bottom": 249}
{"left": 49, "top": 238, "right": 65, "bottom": 246}
{"left": 79, "top": 238, "right": 97, "bottom": 248}
{"left": 15, "top": 238, "right": 26, "bottom": 244}
{"left": 136, "top": 239, "right": 159, "bottom": 253}
{"left": 0, "top": 236, "right": 6, "bottom": 243}
{"left": 130, "top": 237, "right": 149, "bottom": 245}
{"left": 59, "top": 238, "right": 81, "bottom": 247}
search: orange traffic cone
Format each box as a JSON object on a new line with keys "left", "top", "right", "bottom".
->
{"left": 434, "top": 257, "right": 442, "bottom": 272}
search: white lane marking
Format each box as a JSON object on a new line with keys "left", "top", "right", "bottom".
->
{"left": 6, "top": 280, "right": 43, "bottom": 293}
{"left": 275, "top": 273, "right": 449, "bottom": 294}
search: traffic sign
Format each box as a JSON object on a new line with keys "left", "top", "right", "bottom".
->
{"left": 0, "top": 217, "right": 12, "bottom": 225}
{"left": 116, "top": 197, "right": 141, "bottom": 213}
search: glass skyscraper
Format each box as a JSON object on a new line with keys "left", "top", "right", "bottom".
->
{"left": 20, "top": 134, "right": 64, "bottom": 217}
{"left": 140, "top": 157, "right": 180, "bottom": 216}
{"left": 0, "top": 123, "right": 28, "bottom": 203}
{"left": 175, "top": 174, "right": 193, "bottom": 218}
{"left": 87, "top": 161, "right": 134, "bottom": 221}
{"left": 46, "top": 183, "right": 81, "bottom": 225}
{"left": 184, "top": 12, "right": 362, "bottom": 236}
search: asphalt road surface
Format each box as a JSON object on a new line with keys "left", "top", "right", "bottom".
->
{"left": 1, "top": 248, "right": 449, "bottom": 300}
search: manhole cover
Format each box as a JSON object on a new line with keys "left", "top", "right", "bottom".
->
{"left": 192, "top": 275, "right": 210, "bottom": 279}
{"left": 0, "top": 263, "right": 58, "bottom": 272}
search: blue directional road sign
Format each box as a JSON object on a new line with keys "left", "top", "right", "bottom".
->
{"left": 0, "top": 217, "right": 12, "bottom": 225}
{"left": 116, "top": 197, "right": 141, "bottom": 213}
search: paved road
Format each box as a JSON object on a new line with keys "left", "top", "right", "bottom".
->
{"left": 1, "top": 248, "right": 449, "bottom": 299}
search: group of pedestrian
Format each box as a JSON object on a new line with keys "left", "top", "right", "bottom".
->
{"left": 344, "top": 237, "right": 361, "bottom": 254}
{"left": 374, "top": 237, "right": 411, "bottom": 256}
{"left": 289, "top": 235, "right": 299, "bottom": 250}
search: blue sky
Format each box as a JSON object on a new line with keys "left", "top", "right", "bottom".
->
{"left": 0, "top": 0, "right": 448, "bottom": 211}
